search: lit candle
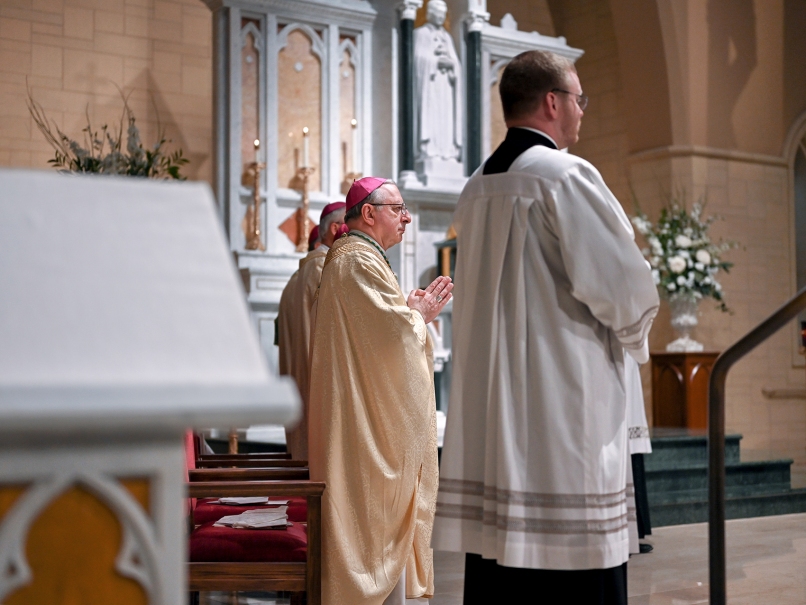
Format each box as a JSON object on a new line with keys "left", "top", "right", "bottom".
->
{"left": 351, "top": 119, "right": 358, "bottom": 173}
{"left": 254, "top": 139, "right": 260, "bottom": 161}
{"left": 302, "top": 127, "right": 310, "bottom": 168}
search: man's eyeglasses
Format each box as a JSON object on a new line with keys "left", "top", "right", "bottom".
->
{"left": 370, "top": 203, "right": 410, "bottom": 216}
{"left": 551, "top": 88, "right": 588, "bottom": 111}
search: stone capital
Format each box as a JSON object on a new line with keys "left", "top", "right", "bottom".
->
{"left": 397, "top": 0, "right": 423, "bottom": 21}
{"left": 464, "top": 9, "right": 490, "bottom": 33}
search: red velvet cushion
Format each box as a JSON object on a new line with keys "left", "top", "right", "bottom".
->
{"left": 193, "top": 497, "right": 308, "bottom": 525}
{"left": 189, "top": 520, "right": 307, "bottom": 562}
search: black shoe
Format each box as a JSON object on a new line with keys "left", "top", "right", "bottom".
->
{"left": 639, "top": 543, "right": 653, "bottom": 554}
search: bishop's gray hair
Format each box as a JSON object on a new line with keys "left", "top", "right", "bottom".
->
{"left": 319, "top": 205, "right": 345, "bottom": 236}
{"left": 344, "top": 179, "right": 396, "bottom": 222}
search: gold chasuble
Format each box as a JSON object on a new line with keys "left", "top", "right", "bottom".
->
{"left": 308, "top": 235, "right": 438, "bottom": 605}
{"left": 278, "top": 247, "right": 327, "bottom": 459}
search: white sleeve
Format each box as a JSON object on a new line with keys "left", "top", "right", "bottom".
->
{"left": 552, "top": 163, "right": 659, "bottom": 359}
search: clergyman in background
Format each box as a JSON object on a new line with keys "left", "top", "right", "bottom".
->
{"left": 277, "top": 202, "right": 345, "bottom": 460}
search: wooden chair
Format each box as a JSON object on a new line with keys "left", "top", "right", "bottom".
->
{"left": 188, "top": 480, "right": 324, "bottom": 605}
{"left": 195, "top": 458, "right": 307, "bottom": 469}
{"left": 189, "top": 467, "right": 308, "bottom": 481}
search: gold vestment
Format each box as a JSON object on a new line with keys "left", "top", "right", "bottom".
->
{"left": 309, "top": 235, "right": 438, "bottom": 605}
{"left": 278, "top": 247, "right": 326, "bottom": 459}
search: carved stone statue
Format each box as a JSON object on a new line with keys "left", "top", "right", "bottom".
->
{"left": 414, "top": 0, "right": 463, "bottom": 172}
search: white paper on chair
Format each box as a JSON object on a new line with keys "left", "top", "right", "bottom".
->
{"left": 216, "top": 496, "right": 269, "bottom": 505}
{"left": 214, "top": 506, "right": 289, "bottom": 529}
{"left": 214, "top": 497, "right": 290, "bottom": 506}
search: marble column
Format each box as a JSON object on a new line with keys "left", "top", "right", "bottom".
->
{"left": 397, "top": 1, "right": 421, "bottom": 177}
{"left": 465, "top": 9, "right": 488, "bottom": 175}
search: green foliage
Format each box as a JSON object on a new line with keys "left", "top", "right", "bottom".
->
{"left": 631, "top": 191, "right": 737, "bottom": 312}
{"left": 27, "top": 86, "right": 189, "bottom": 180}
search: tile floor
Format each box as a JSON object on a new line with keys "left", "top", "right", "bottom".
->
{"left": 200, "top": 512, "right": 806, "bottom": 604}
{"left": 431, "top": 512, "right": 806, "bottom": 605}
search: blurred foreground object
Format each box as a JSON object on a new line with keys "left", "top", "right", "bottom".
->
{"left": 0, "top": 170, "right": 299, "bottom": 604}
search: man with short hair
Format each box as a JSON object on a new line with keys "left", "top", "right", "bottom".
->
{"left": 432, "top": 50, "right": 659, "bottom": 604}
{"left": 277, "top": 201, "right": 345, "bottom": 459}
{"left": 308, "top": 177, "right": 452, "bottom": 605}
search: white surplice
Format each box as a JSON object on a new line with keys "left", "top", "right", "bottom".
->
{"left": 432, "top": 145, "right": 659, "bottom": 570}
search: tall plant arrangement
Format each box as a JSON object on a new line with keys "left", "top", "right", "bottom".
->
{"left": 26, "top": 87, "right": 188, "bottom": 180}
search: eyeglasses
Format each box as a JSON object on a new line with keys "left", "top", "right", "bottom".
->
{"left": 370, "top": 203, "right": 410, "bottom": 216}
{"left": 551, "top": 88, "right": 588, "bottom": 111}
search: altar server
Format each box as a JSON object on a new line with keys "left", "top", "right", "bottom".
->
{"left": 277, "top": 202, "right": 345, "bottom": 459}
{"left": 626, "top": 356, "right": 653, "bottom": 553}
{"left": 308, "top": 177, "right": 452, "bottom": 605}
{"left": 432, "top": 50, "right": 659, "bottom": 604}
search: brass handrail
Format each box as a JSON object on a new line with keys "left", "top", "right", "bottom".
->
{"left": 708, "top": 286, "right": 806, "bottom": 604}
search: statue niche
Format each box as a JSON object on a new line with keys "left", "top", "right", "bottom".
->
{"left": 413, "top": 0, "right": 464, "bottom": 188}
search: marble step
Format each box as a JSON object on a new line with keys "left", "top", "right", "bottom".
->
{"left": 650, "top": 488, "right": 806, "bottom": 527}
{"left": 646, "top": 459, "right": 794, "bottom": 500}
{"left": 644, "top": 432, "right": 742, "bottom": 471}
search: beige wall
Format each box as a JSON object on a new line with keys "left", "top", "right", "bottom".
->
{"left": 486, "top": 0, "right": 555, "bottom": 36}
{"left": 547, "top": 0, "right": 632, "bottom": 206}
{"left": 0, "top": 0, "right": 213, "bottom": 182}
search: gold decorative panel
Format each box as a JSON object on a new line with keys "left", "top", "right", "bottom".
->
{"left": 277, "top": 27, "right": 322, "bottom": 192}
{"left": 0, "top": 485, "right": 28, "bottom": 521}
{"left": 490, "top": 62, "right": 507, "bottom": 152}
{"left": 5, "top": 485, "right": 148, "bottom": 605}
{"left": 241, "top": 22, "right": 261, "bottom": 171}
{"left": 120, "top": 477, "right": 151, "bottom": 517}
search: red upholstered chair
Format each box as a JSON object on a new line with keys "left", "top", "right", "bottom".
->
{"left": 186, "top": 432, "right": 310, "bottom": 526}
{"left": 184, "top": 432, "right": 324, "bottom": 604}
{"left": 188, "top": 480, "right": 324, "bottom": 605}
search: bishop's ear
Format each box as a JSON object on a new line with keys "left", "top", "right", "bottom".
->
{"left": 360, "top": 202, "right": 375, "bottom": 225}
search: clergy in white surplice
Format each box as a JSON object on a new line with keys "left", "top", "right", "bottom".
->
{"left": 625, "top": 355, "right": 652, "bottom": 554}
{"left": 432, "top": 50, "right": 659, "bottom": 604}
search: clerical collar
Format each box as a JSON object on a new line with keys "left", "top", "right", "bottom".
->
{"left": 482, "top": 127, "right": 559, "bottom": 175}
{"left": 318, "top": 243, "right": 330, "bottom": 253}
{"left": 514, "top": 126, "right": 558, "bottom": 149}
{"left": 348, "top": 230, "right": 392, "bottom": 272}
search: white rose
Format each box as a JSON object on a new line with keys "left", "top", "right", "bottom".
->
{"left": 677, "top": 275, "right": 686, "bottom": 285}
{"left": 695, "top": 249, "right": 711, "bottom": 264}
{"left": 695, "top": 262, "right": 704, "bottom": 271}
{"left": 651, "top": 269, "right": 660, "bottom": 285}
{"left": 668, "top": 256, "right": 687, "bottom": 273}
{"left": 667, "top": 282, "right": 677, "bottom": 291}
{"left": 676, "top": 234, "right": 692, "bottom": 248}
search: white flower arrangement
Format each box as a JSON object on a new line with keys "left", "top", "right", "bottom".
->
{"left": 631, "top": 196, "right": 736, "bottom": 312}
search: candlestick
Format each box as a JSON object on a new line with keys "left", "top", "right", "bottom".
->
{"left": 242, "top": 138, "right": 266, "bottom": 251}
{"left": 302, "top": 127, "right": 310, "bottom": 168}
{"left": 351, "top": 119, "right": 358, "bottom": 173}
{"left": 294, "top": 166, "right": 316, "bottom": 253}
